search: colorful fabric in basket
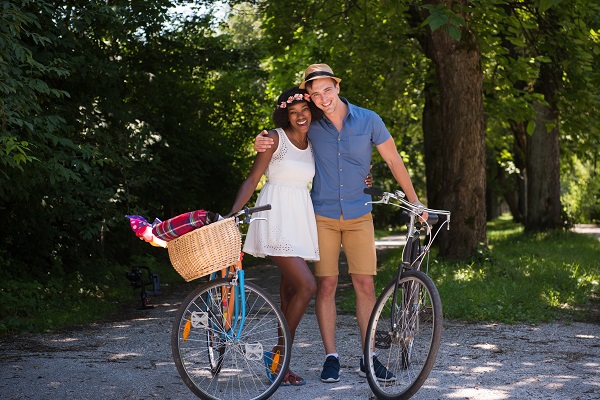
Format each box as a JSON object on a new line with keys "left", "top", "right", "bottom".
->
{"left": 152, "top": 210, "right": 220, "bottom": 241}
{"left": 125, "top": 215, "right": 167, "bottom": 248}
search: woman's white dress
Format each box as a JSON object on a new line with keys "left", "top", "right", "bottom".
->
{"left": 243, "top": 128, "right": 320, "bottom": 261}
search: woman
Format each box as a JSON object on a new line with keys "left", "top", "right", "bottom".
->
{"left": 229, "top": 87, "right": 371, "bottom": 386}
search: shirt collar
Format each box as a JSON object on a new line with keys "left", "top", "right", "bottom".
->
{"left": 340, "top": 97, "right": 355, "bottom": 118}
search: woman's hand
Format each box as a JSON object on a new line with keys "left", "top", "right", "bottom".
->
{"left": 365, "top": 173, "right": 373, "bottom": 188}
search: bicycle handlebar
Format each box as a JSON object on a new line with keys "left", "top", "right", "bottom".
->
{"left": 233, "top": 204, "right": 272, "bottom": 224}
{"left": 364, "top": 188, "right": 451, "bottom": 229}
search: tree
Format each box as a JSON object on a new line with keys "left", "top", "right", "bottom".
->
{"left": 409, "top": 2, "right": 487, "bottom": 258}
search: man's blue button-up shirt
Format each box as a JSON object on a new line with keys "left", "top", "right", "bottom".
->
{"left": 308, "top": 98, "right": 391, "bottom": 220}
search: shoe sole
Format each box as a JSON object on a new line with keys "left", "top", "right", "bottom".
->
{"left": 358, "top": 369, "right": 396, "bottom": 382}
{"left": 320, "top": 377, "right": 340, "bottom": 383}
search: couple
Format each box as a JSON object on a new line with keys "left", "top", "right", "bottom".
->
{"left": 229, "top": 64, "right": 424, "bottom": 386}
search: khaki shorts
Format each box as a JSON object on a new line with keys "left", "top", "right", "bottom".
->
{"left": 314, "top": 213, "right": 377, "bottom": 277}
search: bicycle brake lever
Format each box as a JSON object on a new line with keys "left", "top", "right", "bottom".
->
{"left": 249, "top": 217, "right": 267, "bottom": 223}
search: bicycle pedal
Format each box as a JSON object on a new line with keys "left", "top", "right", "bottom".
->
{"left": 375, "top": 330, "right": 392, "bottom": 349}
{"left": 245, "top": 343, "right": 263, "bottom": 361}
{"left": 191, "top": 311, "right": 209, "bottom": 328}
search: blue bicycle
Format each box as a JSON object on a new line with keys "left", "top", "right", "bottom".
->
{"left": 170, "top": 205, "right": 291, "bottom": 400}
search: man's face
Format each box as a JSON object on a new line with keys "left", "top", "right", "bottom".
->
{"left": 307, "top": 78, "right": 340, "bottom": 115}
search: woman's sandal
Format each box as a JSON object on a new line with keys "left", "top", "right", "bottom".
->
{"left": 280, "top": 370, "right": 306, "bottom": 386}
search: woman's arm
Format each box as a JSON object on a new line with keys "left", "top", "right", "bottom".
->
{"left": 228, "top": 131, "right": 279, "bottom": 215}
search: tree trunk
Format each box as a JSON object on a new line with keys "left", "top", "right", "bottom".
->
{"left": 526, "top": 99, "right": 562, "bottom": 230}
{"left": 418, "top": 3, "right": 487, "bottom": 259}
{"left": 525, "top": 15, "right": 563, "bottom": 231}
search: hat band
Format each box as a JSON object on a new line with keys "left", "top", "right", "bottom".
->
{"left": 304, "top": 71, "right": 335, "bottom": 82}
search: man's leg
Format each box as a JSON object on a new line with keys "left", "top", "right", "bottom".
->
{"left": 340, "top": 213, "right": 378, "bottom": 349}
{"left": 343, "top": 213, "right": 396, "bottom": 381}
{"left": 314, "top": 215, "right": 342, "bottom": 382}
{"left": 316, "top": 275, "right": 339, "bottom": 354}
{"left": 350, "top": 274, "right": 376, "bottom": 349}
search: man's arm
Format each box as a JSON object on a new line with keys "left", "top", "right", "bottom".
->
{"left": 254, "top": 130, "right": 275, "bottom": 152}
{"left": 376, "top": 137, "right": 423, "bottom": 205}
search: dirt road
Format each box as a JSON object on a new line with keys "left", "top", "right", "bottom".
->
{"left": 1, "top": 228, "right": 599, "bottom": 399}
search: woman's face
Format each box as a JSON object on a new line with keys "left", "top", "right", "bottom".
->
{"left": 287, "top": 101, "right": 311, "bottom": 133}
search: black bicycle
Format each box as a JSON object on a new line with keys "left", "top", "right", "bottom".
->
{"left": 363, "top": 188, "right": 451, "bottom": 400}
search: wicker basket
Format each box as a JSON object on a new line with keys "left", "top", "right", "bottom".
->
{"left": 167, "top": 217, "right": 242, "bottom": 282}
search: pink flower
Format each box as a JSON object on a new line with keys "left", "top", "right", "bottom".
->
{"left": 304, "top": 93, "right": 311, "bottom": 102}
{"left": 280, "top": 102, "right": 287, "bottom": 108}
{"left": 287, "top": 96, "right": 294, "bottom": 103}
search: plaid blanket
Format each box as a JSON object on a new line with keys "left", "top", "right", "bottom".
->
{"left": 152, "top": 210, "right": 219, "bottom": 241}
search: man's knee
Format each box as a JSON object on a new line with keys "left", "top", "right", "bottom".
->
{"left": 351, "top": 275, "right": 376, "bottom": 298}
{"left": 317, "top": 276, "right": 338, "bottom": 297}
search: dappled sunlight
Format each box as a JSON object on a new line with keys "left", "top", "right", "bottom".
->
{"left": 472, "top": 365, "right": 497, "bottom": 373}
{"left": 107, "top": 352, "right": 140, "bottom": 361}
{"left": 130, "top": 317, "right": 159, "bottom": 322}
{"left": 50, "top": 337, "right": 79, "bottom": 343}
{"left": 575, "top": 334, "right": 598, "bottom": 339}
{"left": 447, "top": 388, "right": 509, "bottom": 399}
{"left": 329, "top": 385, "right": 355, "bottom": 392}
{"left": 473, "top": 343, "right": 500, "bottom": 351}
{"left": 295, "top": 342, "right": 315, "bottom": 348}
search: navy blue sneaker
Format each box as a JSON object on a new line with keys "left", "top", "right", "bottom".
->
{"left": 359, "top": 356, "right": 396, "bottom": 382}
{"left": 320, "top": 355, "right": 340, "bottom": 383}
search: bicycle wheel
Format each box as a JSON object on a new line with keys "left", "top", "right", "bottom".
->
{"left": 364, "top": 270, "right": 443, "bottom": 400}
{"left": 172, "top": 278, "right": 291, "bottom": 400}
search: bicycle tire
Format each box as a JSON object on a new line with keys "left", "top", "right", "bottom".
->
{"left": 364, "top": 270, "right": 443, "bottom": 400}
{"left": 172, "top": 278, "right": 292, "bottom": 400}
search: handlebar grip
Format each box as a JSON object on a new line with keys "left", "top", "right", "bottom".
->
{"left": 428, "top": 213, "right": 439, "bottom": 225}
{"left": 247, "top": 204, "right": 272, "bottom": 214}
{"left": 364, "top": 188, "right": 385, "bottom": 197}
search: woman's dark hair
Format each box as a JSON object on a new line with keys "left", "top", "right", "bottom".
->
{"left": 272, "top": 86, "right": 322, "bottom": 129}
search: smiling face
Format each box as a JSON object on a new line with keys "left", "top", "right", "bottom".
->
{"left": 287, "top": 101, "right": 311, "bottom": 133}
{"left": 306, "top": 78, "right": 340, "bottom": 115}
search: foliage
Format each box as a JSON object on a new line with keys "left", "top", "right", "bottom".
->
{"left": 0, "top": 0, "right": 269, "bottom": 334}
{"left": 561, "top": 155, "right": 600, "bottom": 223}
{"left": 369, "top": 216, "right": 600, "bottom": 324}
{"left": 2, "top": 0, "right": 599, "bottom": 333}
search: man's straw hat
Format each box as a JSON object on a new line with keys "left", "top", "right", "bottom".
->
{"left": 299, "top": 63, "right": 342, "bottom": 89}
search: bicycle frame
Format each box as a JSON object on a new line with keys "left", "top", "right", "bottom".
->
{"left": 365, "top": 188, "right": 450, "bottom": 336}
{"left": 203, "top": 206, "right": 269, "bottom": 343}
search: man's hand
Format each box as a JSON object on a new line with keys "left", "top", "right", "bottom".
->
{"left": 254, "top": 130, "right": 274, "bottom": 153}
{"left": 413, "top": 200, "right": 429, "bottom": 223}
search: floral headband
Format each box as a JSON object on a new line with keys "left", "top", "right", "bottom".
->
{"left": 278, "top": 93, "right": 311, "bottom": 109}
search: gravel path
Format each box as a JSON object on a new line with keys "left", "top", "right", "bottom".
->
{"left": 1, "top": 227, "right": 599, "bottom": 400}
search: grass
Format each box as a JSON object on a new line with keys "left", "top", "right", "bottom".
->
{"left": 344, "top": 216, "right": 600, "bottom": 324}
{"left": 3, "top": 217, "right": 598, "bottom": 335}
{"left": 0, "top": 253, "right": 184, "bottom": 335}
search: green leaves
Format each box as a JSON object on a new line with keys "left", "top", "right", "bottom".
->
{"left": 421, "top": 3, "right": 466, "bottom": 41}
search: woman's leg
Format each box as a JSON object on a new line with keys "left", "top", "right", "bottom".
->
{"left": 270, "top": 256, "right": 316, "bottom": 344}
{"left": 269, "top": 256, "right": 315, "bottom": 385}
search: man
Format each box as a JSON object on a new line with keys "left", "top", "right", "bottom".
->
{"left": 255, "top": 64, "right": 424, "bottom": 383}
